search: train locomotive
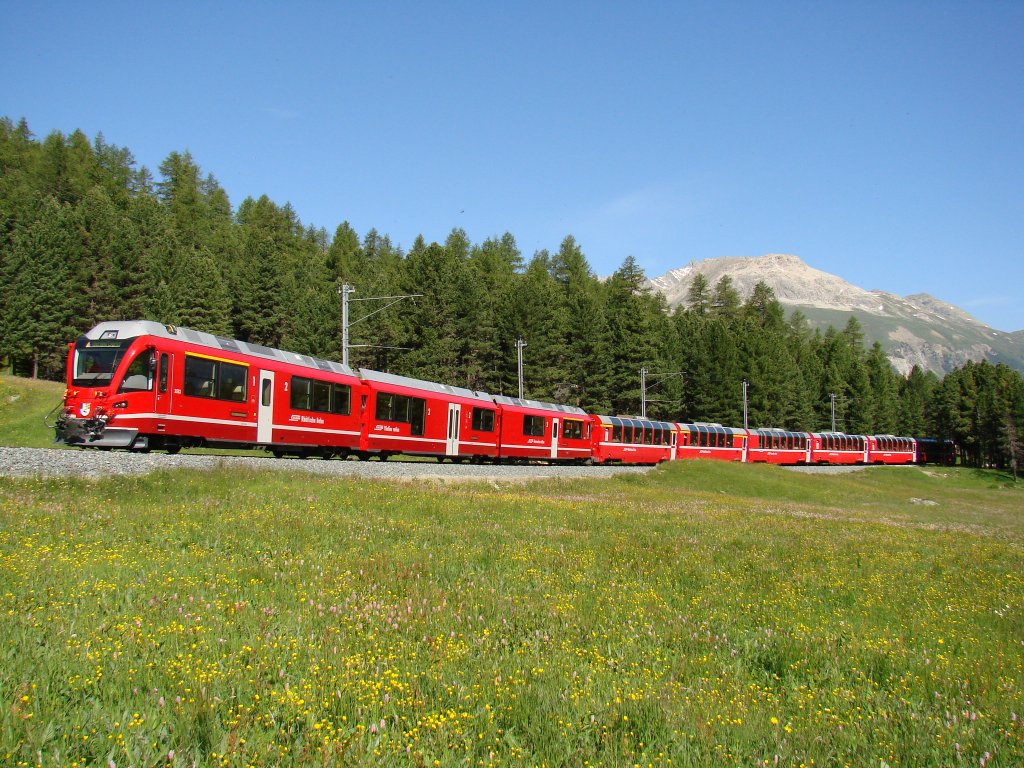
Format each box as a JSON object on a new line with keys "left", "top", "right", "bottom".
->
{"left": 56, "top": 320, "right": 933, "bottom": 467}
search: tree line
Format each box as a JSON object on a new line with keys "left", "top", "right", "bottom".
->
{"left": 1, "top": 118, "right": 1022, "bottom": 472}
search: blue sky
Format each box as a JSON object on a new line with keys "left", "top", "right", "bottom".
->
{"left": 3, "top": 1, "right": 1023, "bottom": 331}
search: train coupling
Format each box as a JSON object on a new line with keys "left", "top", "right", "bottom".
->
{"left": 55, "top": 413, "right": 139, "bottom": 449}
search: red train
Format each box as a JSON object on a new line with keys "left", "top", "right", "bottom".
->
{"left": 55, "top": 321, "right": 936, "bottom": 467}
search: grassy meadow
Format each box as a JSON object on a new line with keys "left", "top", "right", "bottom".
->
{"left": 1, "top": 373, "right": 1023, "bottom": 765}
{"left": 0, "top": 375, "right": 66, "bottom": 448}
{"left": 1, "top": 458, "right": 1022, "bottom": 767}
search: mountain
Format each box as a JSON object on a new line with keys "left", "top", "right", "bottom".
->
{"left": 647, "top": 254, "right": 1024, "bottom": 377}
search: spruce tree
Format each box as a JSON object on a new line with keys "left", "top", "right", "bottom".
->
{"left": 0, "top": 198, "right": 82, "bottom": 377}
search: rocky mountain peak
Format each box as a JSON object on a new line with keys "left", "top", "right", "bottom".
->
{"left": 645, "top": 254, "right": 1024, "bottom": 377}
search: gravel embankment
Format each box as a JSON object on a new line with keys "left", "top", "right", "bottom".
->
{"left": 0, "top": 446, "right": 653, "bottom": 482}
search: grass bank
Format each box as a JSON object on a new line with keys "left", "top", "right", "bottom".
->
{"left": 0, "top": 374, "right": 65, "bottom": 448}
{"left": 1, "top": 462, "right": 1021, "bottom": 766}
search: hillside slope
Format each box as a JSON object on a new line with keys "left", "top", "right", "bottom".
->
{"left": 0, "top": 375, "right": 65, "bottom": 448}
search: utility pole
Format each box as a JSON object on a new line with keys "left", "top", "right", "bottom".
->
{"left": 339, "top": 283, "right": 356, "bottom": 367}
{"left": 339, "top": 282, "right": 421, "bottom": 367}
{"left": 830, "top": 392, "right": 837, "bottom": 432}
{"left": 742, "top": 379, "right": 749, "bottom": 430}
{"left": 640, "top": 367, "right": 648, "bottom": 419}
{"left": 516, "top": 338, "right": 527, "bottom": 400}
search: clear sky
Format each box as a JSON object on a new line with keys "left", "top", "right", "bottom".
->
{"left": 3, "top": 1, "right": 1022, "bottom": 331}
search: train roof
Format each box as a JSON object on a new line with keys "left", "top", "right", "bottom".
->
{"left": 595, "top": 414, "right": 675, "bottom": 429}
{"left": 677, "top": 422, "right": 747, "bottom": 436}
{"left": 359, "top": 369, "right": 493, "bottom": 403}
{"left": 82, "top": 320, "right": 359, "bottom": 378}
{"left": 490, "top": 395, "right": 588, "bottom": 417}
{"left": 752, "top": 427, "right": 810, "bottom": 437}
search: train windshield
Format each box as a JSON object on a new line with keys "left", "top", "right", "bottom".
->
{"left": 72, "top": 337, "right": 136, "bottom": 387}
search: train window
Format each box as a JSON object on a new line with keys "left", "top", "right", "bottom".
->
{"left": 409, "top": 398, "right": 426, "bottom": 437}
{"left": 523, "top": 415, "right": 546, "bottom": 437}
{"left": 331, "top": 384, "right": 351, "bottom": 415}
{"left": 184, "top": 356, "right": 217, "bottom": 398}
{"left": 118, "top": 352, "right": 154, "bottom": 393}
{"left": 312, "top": 380, "right": 332, "bottom": 412}
{"left": 158, "top": 354, "right": 169, "bottom": 393}
{"left": 471, "top": 407, "right": 495, "bottom": 432}
{"left": 562, "top": 419, "right": 583, "bottom": 440}
{"left": 612, "top": 424, "right": 622, "bottom": 443}
{"left": 183, "top": 356, "right": 248, "bottom": 401}
{"left": 291, "top": 377, "right": 313, "bottom": 411}
{"left": 292, "top": 376, "right": 351, "bottom": 415}
{"left": 643, "top": 427, "right": 653, "bottom": 445}
{"left": 73, "top": 337, "right": 134, "bottom": 386}
{"left": 218, "top": 362, "right": 247, "bottom": 402}
{"left": 375, "top": 393, "right": 394, "bottom": 421}
{"left": 375, "top": 392, "right": 425, "bottom": 435}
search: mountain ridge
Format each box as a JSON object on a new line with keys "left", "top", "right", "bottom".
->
{"left": 646, "top": 254, "right": 1024, "bottom": 377}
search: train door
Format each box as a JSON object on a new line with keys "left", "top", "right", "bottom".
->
{"left": 551, "top": 417, "right": 560, "bottom": 459}
{"left": 155, "top": 352, "right": 172, "bottom": 415}
{"left": 446, "top": 403, "right": 461, "bottom": 456}
{"left": 257, "top": 370, "right": 275, "bottom": 444}
{"left": 742, "top": 435, "right": 749, "bottom": 463}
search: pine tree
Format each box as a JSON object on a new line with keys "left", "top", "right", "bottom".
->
{"left": 0, "top": 198, "right": 82, "bottom": 377}
{"left": 710, "top": 274, "right": 741, "bottom": 319}
{"left": 897, "top": 365, "right": 937, "bottom": 436}
{"left": 398, "top": 240, "right": 468, "bottom": 384}
{"left": 865, "top": 342, "right": 900, "bottom": 433}
{"left": 503, "top": 252, "right": 569, "bottom": 400}
{"left": 551, "top": 236, "right": 609, "bottom": 410}
{"left": 467, "top": 233, "right": 523, "bottom": 393}
{"left": 76, "top": 186, "right": 146, "bottom": 325}
{"left": 687, "top": 272, "right": 711, "bottom": 316}
{"left": 326, "top": 221, "right": 362, "bottom": 282}
{"left": 167, "top": 248, "right": 233, "bottom": 336}
{"left": 233, "top": 228, "right": 286, "bottom": 345}
{"left": 604, "top": 257, "right": 662, "bottom": 416}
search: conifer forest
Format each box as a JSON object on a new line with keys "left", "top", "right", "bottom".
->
{"left": 1, "top": 118, "right": 1022, "bottom": 470}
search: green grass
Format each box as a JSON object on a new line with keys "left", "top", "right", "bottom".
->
{"left": 1, "top": 464, "right": 1022, "bottom": 767}
{"left": 0, "top": 374, "right": 66, "bottom": 448}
